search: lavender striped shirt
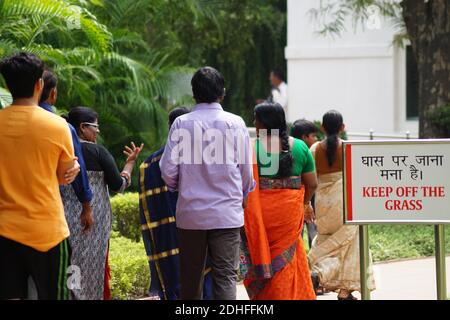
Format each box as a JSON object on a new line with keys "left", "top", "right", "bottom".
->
{"left": 160, "top": 103, "right": 255, "bottom": 230}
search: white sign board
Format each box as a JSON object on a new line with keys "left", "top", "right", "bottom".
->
{"left": 343, "top": 140, "right": 450, "bottom": 224}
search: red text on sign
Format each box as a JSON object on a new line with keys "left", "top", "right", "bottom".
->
{"left": 385, "top": 200, "right": 423, "bottom": 211}
{"left": 362, "top": 187, "right": 393, "bottom": 197}
{"left": 421, "top": 186, "right": 445, "bottom": 197}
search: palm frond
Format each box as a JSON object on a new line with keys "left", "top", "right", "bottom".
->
{"left": 0, "top": 39, "right": 17, "bottom": 57}
{"left": 1, "top": 0, "right": 112, "bottom": 51}
{"left": 111, "top": 29, "right": 151, "bottom": 52}
{"left": 78, "top": 8, "right": 112, "bottom": 52}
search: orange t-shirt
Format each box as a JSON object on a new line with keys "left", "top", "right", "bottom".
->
{"left": 0, "top": 105, "right": 74, "bottom": 252}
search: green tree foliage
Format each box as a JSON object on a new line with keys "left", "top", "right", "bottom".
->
{"left": 0, "top": 0, "right": 185, "bottom": 188}
{"left": 158, "top": 0, "right": 287, "bottom": 124}
{"left": 1, "top": 0, "right": 288, "bottom": 189}
{"left": 88, "top": 0, "right": 287, "bottom": 124}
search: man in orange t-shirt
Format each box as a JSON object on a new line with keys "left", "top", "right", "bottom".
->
{"left": 0, "top": 52, "right": 76, "bottom": 300}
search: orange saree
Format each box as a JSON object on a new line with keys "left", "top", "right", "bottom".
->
{"left": 240, "top": 160, "right": 316, "bottom": 300}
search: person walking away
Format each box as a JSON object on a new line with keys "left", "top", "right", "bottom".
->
{"left": 0, "top": 52, "right": 76, "bottom": 300}
{"left": 290, "top": 119, "right": 319, "bottom": 249}
{"left": 240, "top": 103, "right": 317, "bottom": 300}
{"left": 308, "top": 110, "right": 376, "bottom": 300}
{"left": 256, "top": 69, "right": 288, "bottom": 112}
{"left": 160, "top": 67, "right": 255, "bottom": 300}
{"left": 61, "top": 106, "right": 143, "bottom": 300}
{"left": 269, "top": 69, "right": 288, "bottom": 111}
{"left": 39, "top": 70, "right": 94, "bottom": 233}
{"left": 139, "top": 107, "right": 213, "bottom": 300}
{"left": 23, "top": 69, "right": 95, "bottom": 300}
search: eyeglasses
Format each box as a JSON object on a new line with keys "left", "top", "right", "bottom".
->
{"left": 82, "top": 122, "right": 100, "bottom": 130}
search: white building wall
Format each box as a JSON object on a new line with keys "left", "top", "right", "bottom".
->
{"left": 286, "top": 0, "right": 418, "bottom": 136}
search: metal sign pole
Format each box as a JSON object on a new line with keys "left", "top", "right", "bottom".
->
{"left": 434, "top": 224, "right": 447, "bottom": 300}
{"left": 359, "top": 224, "right": 371, "bottom": 300}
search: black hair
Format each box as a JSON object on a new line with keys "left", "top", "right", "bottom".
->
{"left": 0, "top": 52, "right": 44, "bottom": 99}
{"left": 254, "top": 102, "right": 293, "bottom": 178}
{"left": 40, "top": 69, "right": 58, "bottom": 103}
{"left": 191, "top": 66, "right": 225, "bottom": 103}
{"left": 271, "top": 69, "right": 285, "bottom": 82}
{"left": 67, "top": 106, "right": 98, "bottom": 135}
{"left": 290, "top": 119, "right": 318, "bottom": 139}
{"left": 169, "top": 106, "right": 190, "bottom": 127}
{"left": 322, "top": 110, "right": 344, "bottom": 167}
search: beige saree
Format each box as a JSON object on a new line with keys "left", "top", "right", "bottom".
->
{"left": 308, "top": 143, "right": 376, "bottom": 292}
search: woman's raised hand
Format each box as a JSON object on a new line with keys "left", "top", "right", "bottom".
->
{"left": 123, "top": 142, "right": 144, "bottom": 163}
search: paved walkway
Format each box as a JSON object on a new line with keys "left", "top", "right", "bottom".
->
{"left": 237, "top": 256, "right": 450, "bottom": 300}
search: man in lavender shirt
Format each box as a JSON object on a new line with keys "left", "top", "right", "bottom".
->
{"left": 160, "top": 67, "right": 255, "bottom": 300}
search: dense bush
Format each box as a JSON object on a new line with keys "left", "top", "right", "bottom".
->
{"left": 111, "top": 193, "right": 141, "bottom": 242}
{"left": 109, "top": 231, "right": 149, "bottom": 300}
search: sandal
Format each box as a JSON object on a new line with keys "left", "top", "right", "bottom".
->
{"left": 316, "top": 286, "right": 325, "bottom": 296}
{"left": 337, "top": 293, "right": 357, "bottom": 300}
{"left": 310, "top": 272, "right": 324, "bottom": 296}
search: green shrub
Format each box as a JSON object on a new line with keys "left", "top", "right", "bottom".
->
{"left": 109, "top": 231, "right": 149, "bottom": 300}
{"left": 111, "top": 193, "right": 141, "bottom": 242}
{"left": 369, "top": 225, "right": 450, "bottom": 262}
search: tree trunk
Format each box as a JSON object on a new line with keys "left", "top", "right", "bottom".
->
{"left": 401, "top": 0, "right": 450, "bottom": 138}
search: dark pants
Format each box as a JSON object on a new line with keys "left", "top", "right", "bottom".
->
{"left": 0, "top": 236, "right": 71, "bottom": 300}
{"left": 178, "top": 228, "right": 240, "bottom": 300}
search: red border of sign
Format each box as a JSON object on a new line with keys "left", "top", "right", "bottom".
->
{"left": 345, "top": 144, "right": 353, "bottom": 221}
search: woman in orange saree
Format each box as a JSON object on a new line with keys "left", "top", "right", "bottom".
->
{"left": 240, "top": 103, "right": 317, "bottom": 300}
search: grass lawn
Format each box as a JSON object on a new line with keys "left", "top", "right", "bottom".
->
{"left": 369, "top": 225, "right": 450, "bottom": 262}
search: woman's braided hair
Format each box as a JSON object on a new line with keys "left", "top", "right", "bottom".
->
{"left": 254, "top": 102, "right": 293, "bottom": 178}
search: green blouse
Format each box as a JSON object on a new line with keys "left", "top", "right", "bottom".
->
{"left": 256, "top": 137, "right": 315, "bottom": 178}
